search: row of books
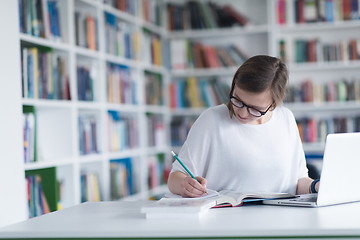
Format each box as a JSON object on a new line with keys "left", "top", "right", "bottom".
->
{"left": 110, "top": 158, "right": 134, "bottom": 200}
{"left": 103, "top": 0, "right": 137, "bottom": 16}
{"left": 170, "top": 40, "right": 248, "bottom": 70}
{"left": 285, "top": 78, "right": 360, "bottom": 103}
{"left": 147, "top": 154, "right": 170, "bottom": 190}
{"left": 19, "top": 0, "right": 63, "bottom": 41}
{"left": 21, "top": 47, "right": 71, "bottom": 100}
{"left": 74, "top": 11, "right": 98, "bottom": 50}
{"left": 104, "top": 13, "right": 140, "bottom": 59}
{"left": 107, "top": 111, "right": 139, "bottom": 152}
{"left": 145, "top": 71, "right": 163, "bottom": 106}
{"left": 278, "top": 0, "right": 360, "bottom": 24}
{"left": 169, "top": 77, "right": 230, "bottom": 109}
{"left": 147, "top": 114, "right": 166, "bottom": 147}
{"left": 77, "top": 65, "right": 95, "bottom": 101}
{"left": 78, "top": 115, "right": 99, "bottom": 156}
{"left": 281, "top": 38, "right": 360, "bottom": 63}
{"left": 80, "top": 172, "right": 102, "bottom": 202}
{"left": 167, "top": 1, "right": 248, "bottom": 31}
{"left": 104, "top": 0, "right": 162, "bottom": 26}
{"left": 26, "top": 175, "right": 50, "bottom": 218}
{"left": 25, "top": 167, "right": 58, "bottom": 218}
{"left": 142, "top": 0, "right": 162, "bottom": 26}
{"left": 107, "top": 63, "right": 137, "bottom": 105}
{"left": 170, "top": 116, "right": 197, "bottom": 146}
{"left": 143, "top": 30, "right": 162, "bottom": 66}
{"left": 23, "top": 106, "right": 36, "bottom": 163}
{"left": 297, "top": 116, "right": 360, "bottom": 143}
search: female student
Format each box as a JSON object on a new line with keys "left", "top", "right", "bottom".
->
{"left": 168, "top": 55, "right": 320, "bottom": 198}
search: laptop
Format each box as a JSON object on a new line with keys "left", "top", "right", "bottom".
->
{"left": 263, "top": 132, "right": 360, "bottom": 207}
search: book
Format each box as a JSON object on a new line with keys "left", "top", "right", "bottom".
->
{"left": 141, "top": 190, "right": 218, "bottom": 219}
{"left": 212, "top": 190, "right": 295, "bottom": 208}
{"left": 164, "top": 189, "right": 294, "bottom": 206}
{"left": 142, "top": 189, "right": 295, "bottom": 219}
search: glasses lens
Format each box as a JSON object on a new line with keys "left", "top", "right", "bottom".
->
{"left": 248, "top": 108, "right": 262, "bottom": 117}
{"left": 231, "top": 98, "right": 244, "bottom": 108}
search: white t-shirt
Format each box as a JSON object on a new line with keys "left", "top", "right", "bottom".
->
{"left": 171, "top": 104, "right": 308, "bottom": 194}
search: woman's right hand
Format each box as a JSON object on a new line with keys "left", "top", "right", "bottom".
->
{"left": 178, "top": 176, "right": 208, "bottom": 198}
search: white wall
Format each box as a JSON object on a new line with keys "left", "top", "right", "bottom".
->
{"left": 0, "top": 0, "right": 27, "bottom": 228}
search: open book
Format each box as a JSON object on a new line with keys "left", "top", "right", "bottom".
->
{"left": 163, "top": 189, "right": 295, "bottom": 208}
{"left": 211, "top": 190, "right": 295, "bottom": 207}
{"left": 141, "top": 189, "right": 295, "bottom": 219}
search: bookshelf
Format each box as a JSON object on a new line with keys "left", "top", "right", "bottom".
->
{"left": 2, "top": 0, "right": 360, "bottom": 226}
{"left": 274, "top": 0, "right": 360, "bottom": 153}
{"left": 14, "top": 0, "right": 172, "bottom": 220}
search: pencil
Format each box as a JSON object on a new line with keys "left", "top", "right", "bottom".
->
{"left": 171, "top": 151, "right": 208, "bottom": 194}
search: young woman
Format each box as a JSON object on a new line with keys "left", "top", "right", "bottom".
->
{"left": 168, "top": 55, "right": 320, "bottom": 198}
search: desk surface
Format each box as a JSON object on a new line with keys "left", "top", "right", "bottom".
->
{"left": 1, "top": 201, "right": 360, "bottom": 239}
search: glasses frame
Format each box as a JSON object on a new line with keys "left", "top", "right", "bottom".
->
{"left": 229, "top": 94, "right": 272, "bottom": 117}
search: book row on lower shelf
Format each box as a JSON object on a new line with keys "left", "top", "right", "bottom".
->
{"left": 19, "top": 0, "right": 64, "bottom": 41}
{"left": 170, "top": 39, "right": 248, "bottom": 70}
{"left": 277, "top": 0, "right": 360, "bottom": 25}
{"left": 21, "top": 43, "right": 166, "bottom": 105}
{"left": 23, "top": 105, "right": 167, "bottom": 163}
{"left": 285, "top": 78, "right": 360, "bottom": 103}
{"left": 21, "top": 46, "right": 71, "bottom": 100}
{"left": 297, "top": 115, "right": 360, "bottom": 143}
{"left": 169, "top": 114, "right": 360, "bottom": 147}
{"left": 19, "top": 0, "right": 163, "bottom": 59}
{"left": 169, "top": 77, "right": 230, "bottom": 109}
{"left": 25, "top": 154, "right": 171, "bottom": 218}
{"left": 166, "top": 1, "right": 248, "bottom": 31}
{"left": 279, "top": 38, "right": 360, "bottom": 63}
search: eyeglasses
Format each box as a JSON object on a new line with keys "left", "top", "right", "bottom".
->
{"left": 229, "top": 94, "right": 272, "bottom": 117}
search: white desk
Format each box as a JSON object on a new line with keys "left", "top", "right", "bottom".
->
{"left": 1, "top": 201, "right": 360, "bottom": 239}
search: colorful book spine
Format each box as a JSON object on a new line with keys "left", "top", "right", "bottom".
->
{"left": 145, "top": 71, "right": 163, "bottom": 106}
{"left": 107, "top": 111, "right": 139, "bottom": 152}
{"left": 80, "top": 172, "right": 102, "bottom": 202}
{"left": 166, "top": 1, "right": 248, "bottom": 31}
{"left": 78, "top": 114, "right": 99, "bottom": 155}
{"left": 22, "top": 46, "right": 70, "bottom": 100}
{"left": 297, "top": 116, "right": 360, "bottom": 143}
{"left": 170, "top": 116, "right": 197, "bottom": 146}
{"left": 77, "top": 65, "right": 94, "bottom": 101}
{"left": 104, "top": 13, "right": 140, "bottom": 60}
{"left": 74, "top": 11, "right": 98, "bottom": 50}
{"left": 281, "top": 38, "right": 360, "bottom": 63}
{"left": 103, "top": 0, "right": 138, "bottom": 16}
{"left": 19, "top": 0, "right": 63, "bottom": 40}
{"left": 146, "top": 114, "right": 165, "bottom": 147}
{"left": 23, "top": 105, "right": 37, "bottom": 163}
{"left": 141, "top": 0, "right": 161, "bottom": 26}
{"left": 143, "top": 30, "right": 162, "bottom": 66}
{"left": 107, "top": 63, "right": 137, "bottom": 105}
{"left": 147, "top": 153, "right": 170, "bottom": 190}
{"left": 170, "top": 39, "right": 248, "bottom": 70}
{"left": 290, "top": 0, "right": 360, "bottom": 24}
{"left": 169, "top": 77, "right": 230, "bottom": 109}
{"left": 285, "top": 78, "right": 360, "bottom": 103}
{"left": 110, "top": 158, "right": 134, "bottom": 200}
{"left": 25, "top": 167, "right": 58, "bottom": 218}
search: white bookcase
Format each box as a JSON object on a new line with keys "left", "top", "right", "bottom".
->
{"left": 2, "top": 0, "right": 360, "bottom": 226}
{"left": 273, "top": 0, "right": 360, "bottom": 153}
{"left": 16, "top": 0, "right": 171, "bottom": 217}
